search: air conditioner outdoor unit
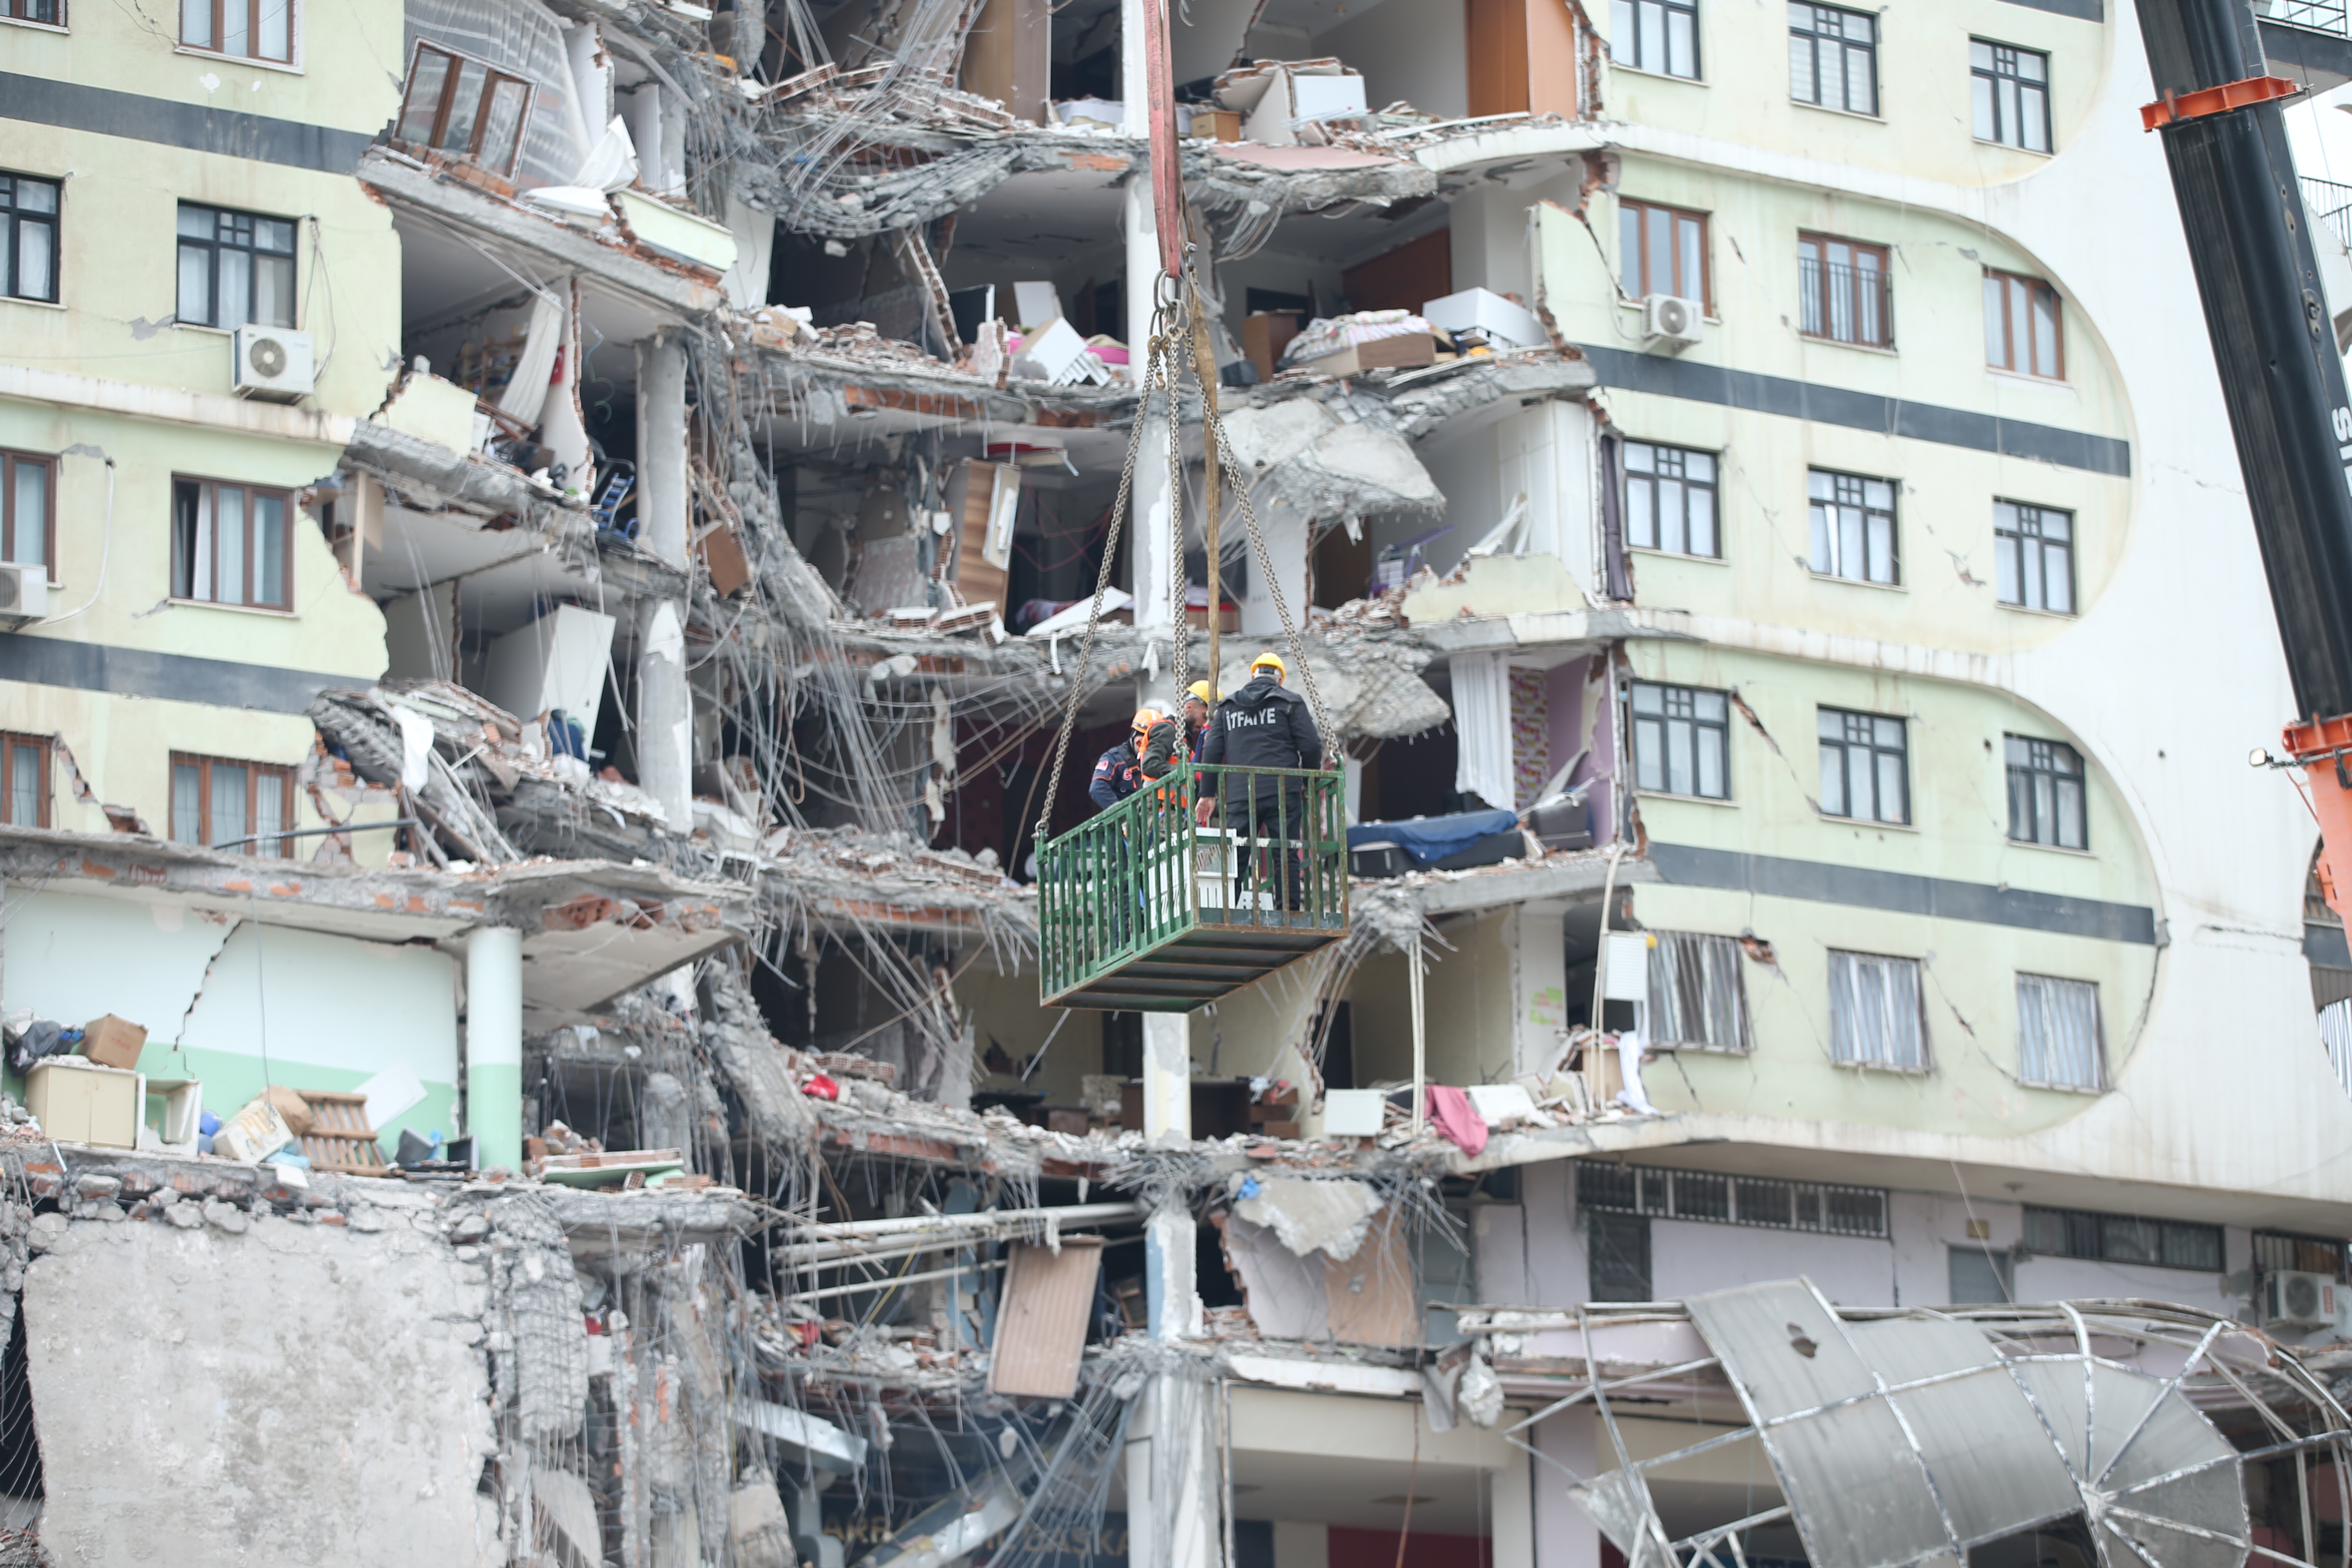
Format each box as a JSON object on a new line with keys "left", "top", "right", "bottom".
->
{"left": 1641, "top": 293, "right": 1704, "bottom": 351}
{"left": 0, "top": 562, "right": 50, "bottom": 630}
{"left": 233, "top": 325, "right": 316, "bottom": 402}
{"left": 2264, "top": 1269, "right": 2339, "bottom": 1328}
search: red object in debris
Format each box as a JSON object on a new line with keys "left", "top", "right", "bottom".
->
{"left": 802, "top": 1073, "right": 840, "bottom": 1100}
{"left": 796, "top": 1320, "right": 822, "bottom": 1348}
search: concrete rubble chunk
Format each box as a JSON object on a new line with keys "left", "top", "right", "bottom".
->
{"left": 201, "top": 1198, "right": 250, "bottom": 1235}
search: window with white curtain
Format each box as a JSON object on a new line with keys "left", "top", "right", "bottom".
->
{"left": 1828, "top": 950, "right": 1926, "bottom": 1069}
{"left": 2016, "top": 973, "right": 2101, "bottom": 1089}
{"left": 1449, "top": 651, "right": 1515, "bottom": 812}
{"left": 1648, "top": 930, "right": 1751, "bottom": 1051}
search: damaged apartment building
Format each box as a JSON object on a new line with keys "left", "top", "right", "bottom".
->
{"left": 14, "top": 0, "right": 2352, "bottom": 1557}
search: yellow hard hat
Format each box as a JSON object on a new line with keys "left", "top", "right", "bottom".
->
{"left": 1251, "top": 651, "right": 1286, "bottom": 677}
{"left": 1187, "top": 680, "right": 1213, "bottom": 703}
{"left": 1131, "top": 706, "right": 1165, "bottom": 738}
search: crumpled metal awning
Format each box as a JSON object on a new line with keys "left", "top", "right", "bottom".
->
{"left": 1523, "top": 1280, "right": 2350, "bottom": 1568}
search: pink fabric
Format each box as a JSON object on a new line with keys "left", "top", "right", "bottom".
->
{"left": 1425, "top": 1084, "right": 1487, "bottom": 1157}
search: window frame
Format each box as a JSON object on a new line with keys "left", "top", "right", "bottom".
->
{"left": 1611, "top": 0, "right": 1701, "bottom": 80}
{"left": 0, "top": 449, "right": 56, "bottom": 577}
{"left": 1970, "top": 38, "right": 2051, "bottom": 153}
{"left": 169, "top": 752, "right": 296, "bottom": 856}
{"left": 1826, "top": 948, "right": 1929, "bottom": 1070}
{"left": 392, "top": 40, "right": 536, "bottom": 178}
{"left": 1646, "top": 930, "right": 1752, "bottom": 1052}
{"left": 1984, "top": 269, "right": 2065, "bottom": 380}
{"left": 2023, "top": 1205, "right": 2223, "bottom": 1272}
{"left": 0, "top": 732, "right": 52, "bottom": 829}
{"left": 178, "top": 0, "right": 292, "bottom": 63}
{"left": 1948, "top": 1245, "right": 2015, "bottom": 1305}
{"left": 175, "top": 202, "right": 298, "bottom": 331}
{"left": 1579, "top": 1158, "right": 1889, "bottom": 1237}
{"left": 2016, "top": 972, "right": 2103, "bottom": 1090}
{"left": 1806, "top": 467, "right": 1899, "bottom": 585}
{"left": 1629, "top": 679, "right": 1732, "bottom": 801}
{"left": 1618, "top": 198, "right": 1711, "bottom": 307}
{"left": 1797, "top": 232, "right": 1893, "bottom": 349}
{"left": 0, "top": 173, "right": 61, "bottom": 305}
{"left": 1993, "top": 500, "right": 2075, "bottom": 615}
{"left": 1788, "top": 0, "right": 1878, "bottom": 116}
{"left": 170, "top": 475, "right": 296, "bottom": 611}
{"left": 2005, "top": 734, "right": 2088, "bottom": 851}
{"left": 1817, "top": 705, "right": 1909, "bottom": 825}
{"left": 2253, "top": 1230, "right": 2348, "bottom": 1283}
{"left": 2, "top": 0, "right": 65, "bottom": 22}
{"left": 1623, "top": 440, "right": 1721, "bottom": 559}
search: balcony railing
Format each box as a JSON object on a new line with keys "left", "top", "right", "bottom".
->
{"left": 2263, "top": 0, "right": 2348, "bottom": 35}
{"left": 2308, "top": 176, "right": 2352, "bottom": 249}
{"left": 1798, "top": 258, "right": 1893, "bottom": 349}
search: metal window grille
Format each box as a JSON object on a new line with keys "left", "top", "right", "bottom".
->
{"left": 1624, "top": 442, "right": 1720, "bottom": 557}
{"left": 1618, "top": 199, "right": 1708, "bottom": 303}
{"left": 0, "top": 175, "right": 59, "bottom": 305}
{"left": 1993, "top": 501, "right": 2074, "bottom": 614}
{"left": 1587, "top": 1210, "right": 1653, "bottom": 1301}
{"left": 172, "top": 477, "right": 292, "bottom": 609}
{"left": 0, "top": 733, "right": 51, "bottom": 829}
{"left": 2016, "top": 973, "right": 2101, "bottom": 1088}
{"left": 2005, "top": 736, "right": 2086, "bottom": 849}
{"left": 1970, "top": 40, "right": 2050, "bottom": 151}
{"left": 2322, "top": 999, "right": 2352, "bottom": 1097}
{"left": 176, "top": 203, "right": 297, "bottom": 330}
{"left": 1827, "top": 949, "right": 1926, "bottom": 1068}
{"left": 1788, "top": 1, "right": 1876, "bottom": 114}
{"left": 1647, "top": 930, "right": 1751, "bottom": 1050}
{"left": 1807, "top": 469, "right": 1898, "bottom": 583}
{"left": 1630, "top": 681, "right": 1730, "bottom": 799}
{"left": 1818, "top": 707, "right": 1908, "bottom": 824}
{"left": 1983, "top": 270, "right": 2064, "bottom": 379}
{"left": 2253, "top": 1230, "right": 2349, "bottom": 1282}
{"left": 1580, "top": 1160, "right": 1888, "bottom": 1237}
{"left": 179, "top": 0, "right": 291, "bottom": 61}
{"left": 2023, "top": 1205, "right": 2223, "bottom": 1272}
{"left": 169, "top": 753, "right": 294, "bottom": 856}
{"left": 1611, "top": 0, "right": 1700, "bottom": 77}
{"left": 2308, "top": 176, "right": 2352, "bottom": 248}
{"left": 1798, "top": 235, "right": 1891, "bottom": 347}
{"left": 395, "top": 41, "right": 536, "bottom": 177}
{"left": 0, "top": 450, "right": 53, "bottom": 572}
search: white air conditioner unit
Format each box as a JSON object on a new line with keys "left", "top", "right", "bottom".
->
{"left": 233, "top": 325, "right": 316, "bottom": 402}
{"left": 0, "top": 562, "right": 50, "bottom": 630}
{"left": 2264, "top": 1269, "right": 2338, "bottom": 1328}
{"left": 1641, "top": 293, "right": 1705, "bottom": 351}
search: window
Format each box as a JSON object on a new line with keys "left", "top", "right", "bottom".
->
{"left": 2024, "top": 1205, "right": 2223, "bottom": 1271}
{"left": 1948, "top": 1246, "right": 2014, "bottom": 1305}
{"left": 1971, "top": 40, "right": 2050, "bottom": 152}
{"left": 1624, "top": 442, "right": 1719, "bottom": 557}
{"left": 1612, "top": 0, "right": 1699, "bottom": 79}
{"left": 1994, "top": 501, "right": 2074, "bottom": 614}
{"left": 1818, "top": 707, "right": 1907, "bottom": 824}
{"left": 394, "top": 42, "right": 534, "bottom": 177}
{"left": 1789, "top": 2, "right": 1876, "bottom": 115}
{"left": 169, "top": 753, "right": 293, "bottom": 855}
{"left": 0, "top": 450, "right": 53, "bottom": 574}
{"left": 1828, "top": 950, "right": 1926, "bottom": 1068}
{"left": 1, "top": 176, "right": 59, "bottom": 304}
{"left": 2253, "top": 1231, "right": 2348, "bottom": 1282}
{"left": 1587, "top": 1211, "right": 1652, "bottom": 1301}
{"left": 176, "top": 204, "right": 296, "bottom": 330}
{"left": 1807, "top": 469, "right": 1898, "bottom": 583}
{"left": 1647, "top": 931, "right": 1751, "bottom": 1051}
{"left": 1630, "top": 681, "right": 1729, "bottom": 800}
{"left": 0, "top": 734, "right": 50, "bottom": 828}
{"left": 1580, "top": 1159, "right": 1888, "bottom": 1236}
{"left": 2006, "top": 736, "right": 2087, "bottom": 850}
{"left": 4, "top": 0, "right": 63, "bottom": 21}
{"left": 1619, "top": 199, "right": 1708, "bottom": 304}
{"left": 171, "top": 478, "right": 292, "bottom": 609}
{"left": 1984, "top": 271, "right": 2063, "bottom": 379}
{"left": 180, "top": 0, "right": 289, "bottom": 60}
{"left": 1798, "top": 234, "right": 1891, "bottom": 348}
{"left": 2017, "top": 974, "right": 2102, "bottom": 1088}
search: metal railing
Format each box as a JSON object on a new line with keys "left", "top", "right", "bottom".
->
{"left": 1798, "top": 257, "right": 1893, "bottom": 349}
{"left": 1037, "top": 764, "right": 1348, "bottom": 1004}
{"left": 2308, "top": 177, "right": 2352, "bottom": 249}
{"left": 2263, "top": 0, "right": 2349, "bottom": 35}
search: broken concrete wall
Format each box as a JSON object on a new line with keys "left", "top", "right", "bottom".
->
{"left": 24, "top": 1198, "right": 501, "bottom": 1567}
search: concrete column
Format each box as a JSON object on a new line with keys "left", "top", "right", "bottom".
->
{"left": 1123, "top": 1376, "right": 1219, "bottom": 1568}
{"left": 634, "top": 333, "right": 694, "bottom": 830}
{"left": 465, "top": 925, "right": 524, "bottom": 1172}
{"left": 1236, "top": 501, "right": 1307, "bottom": 638}
{"left": 635, "top": 334, "right": 690, "bottom": 568}
{"left": 1531, "top": 1409, "right": 1600, "bottom": 1568}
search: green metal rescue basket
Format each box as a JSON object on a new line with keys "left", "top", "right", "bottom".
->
{"left": 1037, "top": 764, "right": 1350, "bottom": 1011}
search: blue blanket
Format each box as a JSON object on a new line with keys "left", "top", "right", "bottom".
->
{"left": 1346, "top": 808, "right": 1518, "bottom": 864}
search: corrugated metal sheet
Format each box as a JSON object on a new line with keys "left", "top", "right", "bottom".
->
{"left": 988, "top": 1236, "right": 1105, "bottom": 1399}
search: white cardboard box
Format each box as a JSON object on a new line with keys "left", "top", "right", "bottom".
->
{"left": 1421, "top": 287, "right": 1549, "bottom": 350}
{"left": 1321, "top": 1088, "right": 1386, "bottom": 1137}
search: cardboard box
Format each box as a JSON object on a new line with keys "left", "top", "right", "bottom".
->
{"left": 27, "top": 1058, "right": 142, "bottom": 1149}
{"left": 1242, "top": 312, "right": 1302, "bottom": 383}
{"left": 1291, "top": 332, "right": 1439, "bottom": 379}
{"left": 1420, "top": 286, "right": 1548, "bottom": 350}
{"left": 1189, "top": 108, "right": 1242, "bottom": 140}
{"left": 78, "top": 1014, "right": 146, "bottom": 1071}
{"left": 216, "top": 1095, "right": 298, "bottom": 1163}
{"left": 262, "top": 1084, "right": 316, "bottom": 1137}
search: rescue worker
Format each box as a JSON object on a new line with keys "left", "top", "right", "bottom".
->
{"left": 1182, "top": 681, "right": 1213, "bottom": 763}
{"left": 1197, "top": 652, "right": 1324, "bottom": 906}
{"left": 1089, "top": 707, "right": 1186, "bottom": 812}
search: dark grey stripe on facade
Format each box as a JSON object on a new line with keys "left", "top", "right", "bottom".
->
{"left": 1648, "top": 841, "right": 2161, "bottom": 944}
{"left": 0, "top": 636, "right": 353, "bottom": 714}
{"left": 0, "top": 74, "right": 377, "bottom": 174}
{"left": 2001, "top": 0, "right": 2101, "bottom": 20}
{"left": 1576, "top": 345, "right": 2134, "bottom": 477}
